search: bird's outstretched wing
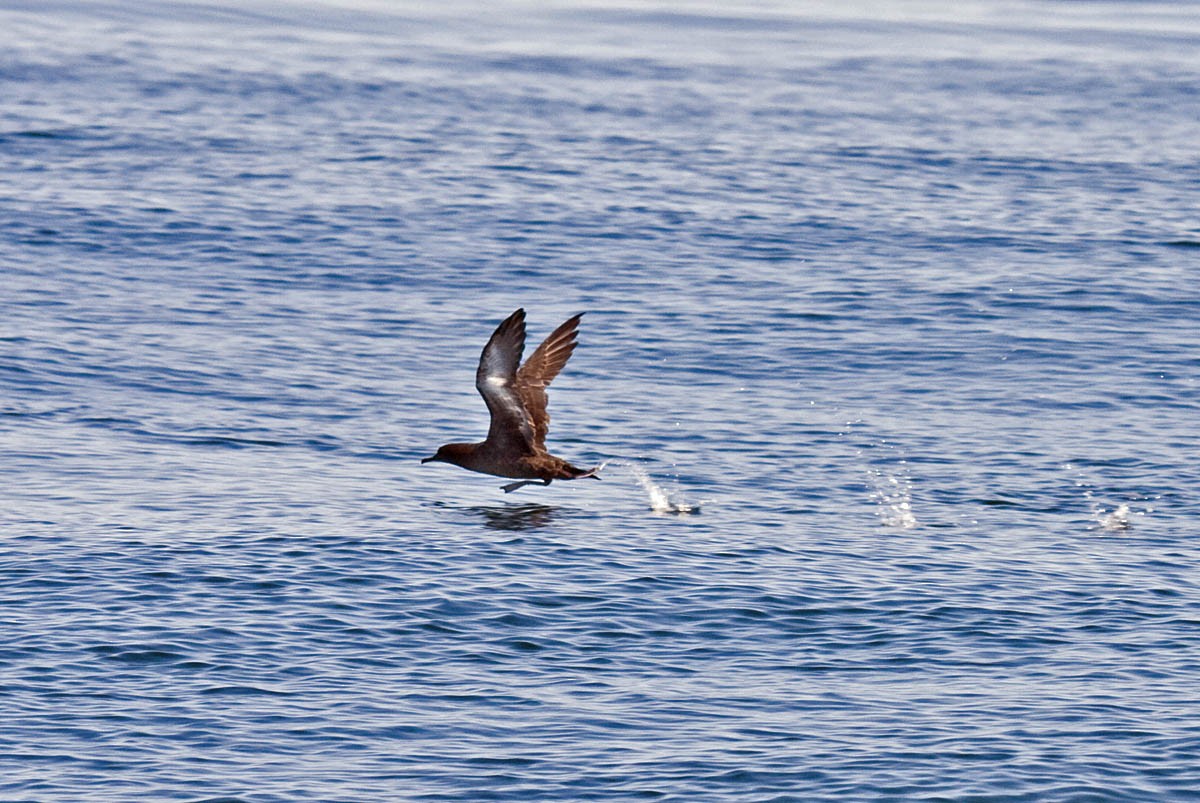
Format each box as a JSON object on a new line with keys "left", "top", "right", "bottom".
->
{"left": 476, "top": 308, "right": 535, "bottom": 451}
{"left": 516, "top": 313, "right": 583, "bottom": 449}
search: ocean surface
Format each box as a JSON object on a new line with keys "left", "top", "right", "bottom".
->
{"left": 3, "top": 1, "right": 1199, "bottom": 800}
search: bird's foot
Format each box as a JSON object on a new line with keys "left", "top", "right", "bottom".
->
{"left": 501, "top": 479, "right": 552, "bottom": 493}
{"left": 578, "top": 461, "right": 607, "bottom": 481}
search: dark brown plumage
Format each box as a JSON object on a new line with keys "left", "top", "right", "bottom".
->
{"left": 421, "top": 309, "right": 601, "bottom": 492}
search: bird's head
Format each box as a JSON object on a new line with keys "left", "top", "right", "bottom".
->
{"left": 421, "top": 443, "right": 473, "bottom": 467}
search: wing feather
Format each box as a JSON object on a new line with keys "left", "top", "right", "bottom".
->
{"left": 475, "top": 309, "right": 535, "bottom": 450}
{"left": 515, "top": 313, "right": 583, "bottom": 448}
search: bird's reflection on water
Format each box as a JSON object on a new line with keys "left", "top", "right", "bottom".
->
{"left": 469, "top": 503, "right": 558, "bottom": 531}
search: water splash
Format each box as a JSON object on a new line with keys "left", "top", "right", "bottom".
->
{"left": 625, "top": 463, "right": 699, "bottom": 515}
{"left": 866, "top": 465, "right": 918, "bottom": 529}
{"left": 1094, "top": 502, "right": 1132, "bottom": 531}
{"left": 1090, "top": 499, "right": 1152, "bottom": 532}
{"left": 1066, "top": 465, "right": 1153, "bottom": 532}
{"left": 839, "top": 421, "right": 917, "bottom": 529}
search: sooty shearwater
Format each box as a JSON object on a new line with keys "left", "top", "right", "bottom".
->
{"left": 421, "top": 308, "right": 602, "bottom": 493}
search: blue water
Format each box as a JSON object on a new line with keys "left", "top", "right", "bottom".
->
{"left": 3, "top": 1, "right": 1200, "bottom": 800}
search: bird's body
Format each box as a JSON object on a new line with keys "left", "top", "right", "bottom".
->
{"left": 422, "top": 309, "right": 600, "bottom": 492}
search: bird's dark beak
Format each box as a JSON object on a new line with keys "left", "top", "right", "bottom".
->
{"left": 420, "top": 455, "right": 437, "bottom": 464}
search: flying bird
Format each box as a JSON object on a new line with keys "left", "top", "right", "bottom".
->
{"left": 422, "top": 308, "right": 602, "bottom": 492}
